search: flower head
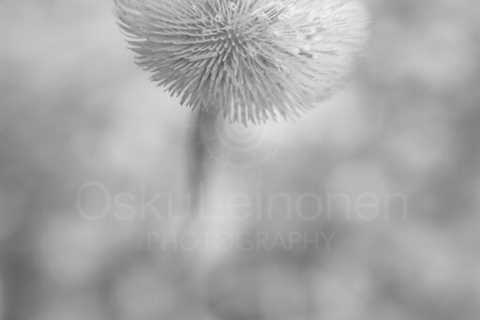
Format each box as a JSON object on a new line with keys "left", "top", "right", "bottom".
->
{"left": 115, "top": 0, "right": 368, "bottom": 124}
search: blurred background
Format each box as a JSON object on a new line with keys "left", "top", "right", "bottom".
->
{"left": 1, "top": 0, "right": 480, "bottom": 319}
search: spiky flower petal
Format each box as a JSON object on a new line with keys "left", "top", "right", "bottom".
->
{"left": 115, "top": 0, "right": 368, "bottom": 124}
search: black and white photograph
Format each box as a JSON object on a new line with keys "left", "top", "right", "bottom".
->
{"left": 1, "top": 0, "right": 479, "bottom": 319}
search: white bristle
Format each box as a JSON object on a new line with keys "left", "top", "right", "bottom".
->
{"left": 115, "top": 0, "right": 369, "bottom": 125}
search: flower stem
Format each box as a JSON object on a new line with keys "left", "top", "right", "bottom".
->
{"left": 187, "top": 109, "right": 217, "bottom": 216}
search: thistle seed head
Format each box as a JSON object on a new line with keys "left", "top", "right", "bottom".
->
{"left": 115, "top": 0, "right": 369, "bottom": 124}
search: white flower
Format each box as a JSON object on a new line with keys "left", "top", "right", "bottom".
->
{"left": 115, "top": 0, "right": 369, "bottom": 124}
